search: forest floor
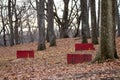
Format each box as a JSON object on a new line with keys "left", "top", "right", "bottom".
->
{"left": 0, "top": 38, "right": 120, "bottom": 80}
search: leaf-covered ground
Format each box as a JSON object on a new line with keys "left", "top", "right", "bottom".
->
{"left": 0, "top": 38, "right": 120, "bottom": 80}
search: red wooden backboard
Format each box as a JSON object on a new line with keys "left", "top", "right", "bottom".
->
{"left": 17, "top": 50, "right": 34, "bottom": 58}
{"left": 67, "top": 54, "right": 92, "bottom": 64}
{"left": 75, "top": 43, "right": 95, "bottom": 51}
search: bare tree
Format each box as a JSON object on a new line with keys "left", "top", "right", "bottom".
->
{"left": 8, "top": 0, "right": 14, "bottom": 46}
{"left": 115, "top": 0, "right": 120, "bottom": 36}
{"left": 47, "top": 0, "right": 56, "bottom": 46}
{"left": 13, "top": 0, "right": 20, "bottom": 44}
{"left": 80, "top": 0, "right": 89, "bottom": 43}
{"left": 96, "top": 0, "right": 100, "bottom": 37}
{"left": 94, "top": 0, "right": 119, "bottom": 63}
{"left": 0, "top": 4, "right": 7, "bottom": 46}
{"left": 36, "top": 0, "right": 46, "bottom": 50}
{"left": 59, "top": 0, "right": 70, "bottom": 38}
{"left": 74, "top": 0, "right": 82, "bottom": 37}
{"left": 90, "top": 0, "right": 98, "bottom": 44}
{"left": 54, "top": 0, "right": 79, "bottom": 38}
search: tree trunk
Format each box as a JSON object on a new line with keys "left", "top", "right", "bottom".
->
{"left": 81, "top": 0, "right": 88, "bottom": 43}
{"left": 94, "top": 0, "right": 119, "bottom": 62}
{"left": 46, "top": 28, "right": 49, "bottom": 42}
{"left": 86, "top": 0, "right": 91, "bottom": 38}
{"left": 74, "top": 12, "right": 82, "bottom": 37}
{"left": 60, "top": 0, "right": 69, "bottom": 38}
{"left": 14, "top": 5, "right": 20, "bottom": 45}
{"left": 19, "top": 15, "right": 24, "bottom": 44}
{"left": 14, "top": 18, "right": 19, "bottom": 44}
{"left": 1, "top": 6, "right": 6, "bottom": 46}
{"left": 113, "top": 0, "right": 119, "bottom": 59}
{"left": 37, "top": 0, "right": 46, "bottom": 50}
{"left": 8, "top": 0, "right": 14, "bottom": 46}
{"left": 90, "top": 0, "right": 98, "bottom": 44}
{"left": 115, "top": 0, "right": 120, "bottom": 37}
{"left": 27, "top": 18, "right": 34, "bottom": 42}
{"left": 3, "top": 26, "right": 6, "bottom": 46}
{"left": 47, "top": 0, "right": 56, "bottom": 46}
{"left": 96, "top": 0, "right": 100, "bottom": 37}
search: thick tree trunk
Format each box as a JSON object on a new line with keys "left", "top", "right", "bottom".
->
{"left": 47, "top": 0, "right": 56, "bottom": 46}
{"left": 81, "top": 0, "right": 88, "bottom": 43}
{"left": 13, "top": 0, "right": 19, "bottom": 45}
{"left": 8, "top": 0, "right": 14, "bottom": 46}
{"left": 90, "top": 0, "right": 98, "bottom": 44}
{"left": 94, "top": 0, "right": 118, "bottom": 62}
{"left": 37, "top": 0, "right": 46, "bottom": 50}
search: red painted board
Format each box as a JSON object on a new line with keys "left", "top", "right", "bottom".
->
{"left": 74, "top": 54, "right": 84, "bottom": 64}
{"left": 75, "top": 43, "right": 95, "bottom": 51}
{"left": 84, "top": 54, "right": 92, "bottom": 62}
{"left": 67, "top": 54, "right": 84, "bottom": 64}
{"left": 67, "top": 54, "right": 74, "bottom": 64}
{"left": 67, "top": 54, "right": 92, "bottom": 64}
{"left": 17, "top": 50, "right": 34, "bottom": 58}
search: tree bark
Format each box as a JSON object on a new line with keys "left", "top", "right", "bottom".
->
{"left": 86, "top": 0, "right": 91, "bottom": 38}
{"left": 47, "top": 0, "right": 56, "bottom": 46}
{"left": 94, "top": 0, "right": 119, "bottom": 62}
{"left": 8, "top": 0, "right": 14, "bottom": 46}
{"left": 90, "top": 0, "right": 98, "bottom": 44}
{"left": 14, "top": 0, "right": 20, "bottom": 45}
{"left": 115, "top": 0, "right": 120, "bottom": 37}
{"left": 1, "top": 6, "right": 6, "bottom": 46}
{"left": 74, "top": 12, "right": 82, "bottom": 37}
{"left": 60, "top": 0, "right": 70, "bottom": 38}
{"left": 81, "top": 0, "right": 88, "bottom": 43}
{"left": 113, "top": 0, "right": 119, "bottom": 59}
{"left": 37, "top": 0, "right": 46, "bottom": 50}
{"left": 27, "top": 18, "right": 34, "bottom": 42}
{"left": 96, "top": 0, "right": 100, "bottom": 37}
